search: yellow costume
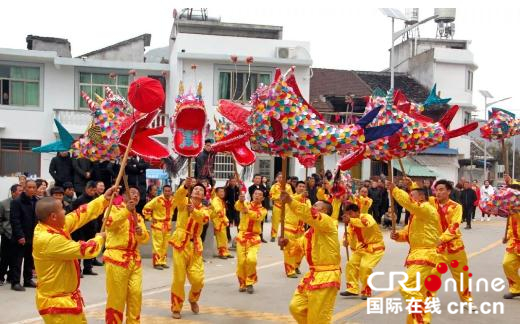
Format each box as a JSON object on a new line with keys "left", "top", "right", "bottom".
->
{"left": 104, "top": 205, "right": 150, "bottom": 324}
{"left": 143, "top": 195, "right": 175, "bottom": 267}
{"left": 351, "top": 195, "right": 372, "bottom": 214}
{"left": 393, "top": 187, "right": 442, "bottom": 324}
{"left": 270, "top": 183, "right": 293, "bottom": 238}
{"left": 429, "top": 197, "right": 472, "bottom": 302}
{"left": 286, "top": 199, "right": 341, "bottom": 324}
{"left": 234, "top": 200, "right": 267, "bottom": 288}
{"left": 345, "top": 213, "right": 385, "bottom": 297}
{"left": 32, "top": 195, "right": 108, "bottom": 324}
{"left": 169, "top": 185, "right": 210, "bottom": 314}
{"left": 316, "top": 187, "right": 330, "bottom": 202}
{"left": 210, "top": 196, "right": 230, "bottom": 257}
{"left": 284, "top": 194, "right": 311, "bottom": 276}
{"left": 503, "top": 212, "right": 520, "bottom": 294}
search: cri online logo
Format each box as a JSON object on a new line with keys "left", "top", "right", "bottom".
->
{"left": 424, "top": 261, "right": 470, "bottom": 292}
{"left": 368, "top": 260, "right": 505, "bottom": 292}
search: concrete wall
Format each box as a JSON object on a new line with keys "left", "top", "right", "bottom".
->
{"left": 85, "top": 40, "right": 146, "bottom": 62}
{"left": 173, "top": 33, "right": 310, "bottom": 60}
{"left": 31, "top": 39, "right": 71, "bottom": 57}
{"left": 0, "top": 60, "right": 74, "bottom": 180}
{"left": 0, "top": 177, "right": 18, "bottom": 200}
{"left": 427, "top": 164, "right": 459, "bottom": 183}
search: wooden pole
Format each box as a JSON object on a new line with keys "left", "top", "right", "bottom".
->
{"left": 388, "top": 160, "right": 397, "bottom": 232}
{"left": 502, "top": 139, "right": 510, "bottom": 242}
{"left": 398, "top": 158, "right": 406, "bottom": 177}
{"left": 344, "top": 216, "right": 350, "bottom": 261}
{"left": 100, "top": 125, "right": 137, "bottom": 233}
{"left": 503, "top": 139, "right": 509, "bottom": 178}
{"left": 123, "top": 174, "right": 138, "bottom": 226}
{"left": 280, "top": 157, "right": 288, "bottom": 250}
{"left": 188, "top": 157, "right": 193, "bottom": 178}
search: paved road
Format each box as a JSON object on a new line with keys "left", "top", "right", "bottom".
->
{"left": 2, "top": 214, "right": 519, "bottom": 324}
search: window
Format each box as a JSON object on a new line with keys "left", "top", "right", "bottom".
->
{"left": 466, "top": 70, "right": 473, "bottom": 91}
{"left": 0, "top": 139, "right": 41, "bottom": 176}
{"left": 258, "top": 158, "right": 272, "bottom": 180}
{"left": 0, "top": 64, "right": 40, "bottom": 107}
{"left": 217, "top": 70, "right": 271, "bottom": 104}
{"left": 78, "top": 72, "right": 129, "bottom": 109}
{"left": 214, "top": 153, "right": 235, "bottom": 180}
{"left": 464, "top": 111, "right": 472, "bottom": 125}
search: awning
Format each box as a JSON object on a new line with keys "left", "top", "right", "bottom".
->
{"left": 393, "top": 157, "right": 437, "bottom": 177}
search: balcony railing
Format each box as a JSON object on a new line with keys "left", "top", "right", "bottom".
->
{"left": 53, "top": 109, "right": 170, "bottom": 135}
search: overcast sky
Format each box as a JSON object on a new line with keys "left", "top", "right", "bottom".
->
{"left": 1, "top": 1, "right": 518, "bottom": 115}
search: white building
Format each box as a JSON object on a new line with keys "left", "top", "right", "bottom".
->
{"left": 165, "top": 14, "right": 312, "bottom": 183}
{"left": 390, "top": 37, "right": 478, "bottom": 182}
{"left": 0, "top": 13, "right": 312, "bottom": 197}
{"left": 0, "top": 34, "right": 169, "bottom": 197}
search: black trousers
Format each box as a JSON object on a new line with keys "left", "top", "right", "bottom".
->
{"left": 0, "top": 235, "right": 13, "bottom": 281}
{"left": 200, "top": 223, "right": 209, "bottom": 242}
{"left": 463, "top": 208, "right": 472, "bottom": 228}
{"left": 372, "top": 205, "right": 382, "bottom": 224}
{"left": 11, "top": 242, "right": 33, "bottom": 285}
{"left": 394, "top": 204, "right": 403, "bottom": 224}
{"left": 404, "top": 210, "right": 411, "bottom": 225}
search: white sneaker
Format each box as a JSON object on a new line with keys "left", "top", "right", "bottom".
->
{"left": 487, "top": 217, "right": 490, "bottom": 222}
{"left": 463, "top": 303, "right": 478, "bottom": 311}
{"left": 481, "top": 218, "right": 485, "bottom": 222}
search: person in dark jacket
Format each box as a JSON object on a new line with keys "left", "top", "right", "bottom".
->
{"left": 460, "top": 181, "right": 478, "bottom": 229}
{"left": 93, "top": 160, "right": 114, "bottom": 189}
{"left": 72, "top": 157, "right": 92, "bottom": 196}
{"left": 9, "top": 180, "right": 38, "bottom": 291}
{"left": 248, "top": 174, "right": 268, "bottom": 243}
{"left": 423, "top": 179, "right": 433, "bottom": 197}
{"left": 195, "top": 140, "right": 215, "bottom": 180}
{"left": 306, "top": 176, "right": 318, "bottom": 205}
{"left": 450, "top": 182, "right": 462, "bottom": 203}
{"left": 70, "top": 181, "right": 99, "bottom": 275}
{"left": 49, "top": 152, "right": 73, "bottom": 187}
{"left": 0, "top": 184, "right": 22, "bottom": 285}
{"left": 125, "top": 156, "right": 149, "bottom": 213}
{"left": 368, "top": 180, "right": 384, "bottom": 224}
{"left": 62, "top": 182, "right": 76, "bottom": 213}
{"left": 225, "top": 177, "right": 241, "bottom": 241}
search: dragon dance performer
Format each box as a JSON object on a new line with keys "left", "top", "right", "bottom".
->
{"left": 142, "top": 185, "right": 175, "bottom": 270}
{"left": 33, "top": 186, "right": 116, "bottom": 323}
{"left": 234, "top": 189, "right": 267, "bottom": 293}
{"left": 170, "top": 178, "right": 210, "bottom": 319}
{"left": 210, "top": 187, "right": 233, "bottom": 259}
{"left": 269, "top": 172, "right": 293, "bottom": 241}
{"left": 502, "top": 175, "right": 520, "bottom": 299}
{"left": 351, "top": 186, "right": 373, "bottom": 214}
{"left": 104, "top": 187, "right": 150, "bottom": 324}
{"left": 429, "top": 179, "right": 474, "bottom": 306}
{"left": 388, "top": 180, "right": 442, "bottom": 324}
{"left": 284, "top": 181, "right": 311, "bottom": 278}
{"left": 340, "top": 203, "right": 385, "bottom": 300}
{"left": 279, "top": 192, "right": 341, "bottom": 324}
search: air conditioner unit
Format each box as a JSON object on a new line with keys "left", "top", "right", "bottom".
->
{"left": 276, "top": 47, "right": 297, "bottom": 59}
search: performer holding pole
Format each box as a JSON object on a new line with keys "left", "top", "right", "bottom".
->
{"left": 340, "top": 204, "right": 385, "bottom": 300}
{"left": 388, "top": 179, "right": 442, "bottom": 324}
{"left": 234, "top": 189, "right": 267, "bottom": 293}
{"left": 279, "top": 191, "right": 341, "bottom": 324}
{"left": 269, "top": 165, "right": 293, "bottom": 242}
{"left": 169, "top": 178, "right": 210, "bottom": 319}
{"left": 104, "top": 186, "right": 149, "bottom": 324}
{"left": 33, "top": 186, "right": 117, "bottom": 323}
